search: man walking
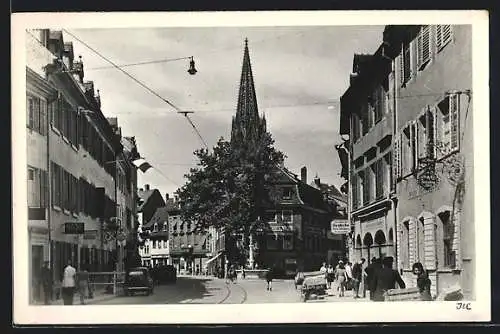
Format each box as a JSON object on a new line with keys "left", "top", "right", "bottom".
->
{"left": 371, "top": 256, "right": 406, "bottom": 301}
{"left": 351, "top": 258, "right": 365, "bottom": 299}
{"left": 61, "top": 259, "right": 76, "bottom": 305}
{"left": 365, "top": 257, "right": 382, "bottom": 301}
{"left": 40, "top": 261, "right": 52, "bottom": 305}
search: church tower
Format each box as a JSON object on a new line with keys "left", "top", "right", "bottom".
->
{"left": 230, "top": 39, "right": 267, "bottom": 146}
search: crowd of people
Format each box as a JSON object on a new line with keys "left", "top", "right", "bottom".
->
{"left": 319, "top": 256, "right": 432, "bottom": 301}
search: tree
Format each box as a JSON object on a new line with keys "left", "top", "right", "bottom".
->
{"left": 176, "top": 132, "right": 285, "bottom": 265}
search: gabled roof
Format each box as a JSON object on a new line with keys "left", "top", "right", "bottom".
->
{"left": 143, "top": 206, "right": 169, "bottom": 238}
{"left": 137, "top": 189, "right": 155, "bottom": 211}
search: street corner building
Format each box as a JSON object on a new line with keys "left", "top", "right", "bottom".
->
{"left": 340, "top": 25, "right": 473, "bottom": 299}
{"left": 25, "top": 29, "right": 142, "bottom": 304}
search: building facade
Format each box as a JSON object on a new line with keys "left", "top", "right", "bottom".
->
{"left": 340, "top": 44, "right": 397, "bottom": 265}
{"left": 141, "top": 207, "right": 170, "bottom": 267}
{"left": 26, "top": 30, "right": 140, "bottom": 303}
{"left": 383, "top": 25, "right": 473, "bottom": 298}
{"left": 340, "top": 25, "right": 474, "bottom": 298}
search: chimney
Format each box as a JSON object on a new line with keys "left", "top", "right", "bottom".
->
{"left": 174, "top": 194, "right": 179, "bottom": 202}
{"left": 63, "top": 42, "right": 74, "bottom": 71}
{"left": 144, "top": 184, "right": 150, "bottom": 191}
{"left": 95, "top": 89, "right": 101, "bottom": 109}
{"left": 165, "top": 193, "right": 169, "bottom": 201}
{"left": 314, "top": 174, "right": 321, "bottom": 188}
{"left": 72, "top": 55, "right": 85, "bottom": 83}
{"left": 301, "top": 166, "right": 307, "bottom": 184}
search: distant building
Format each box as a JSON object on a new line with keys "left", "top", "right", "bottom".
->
{"left": 166, "top": 196, "right": 209, "bottom": 274}
{"left": 340, "top": 41, "right": 396, "bottom": 264}
{"left": 141, "top": 207, "right": 169, "bottom": 267}
{"left": 137, "top": 184, "right": 165, "bottom": 224}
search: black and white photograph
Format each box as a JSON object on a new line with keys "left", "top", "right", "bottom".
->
{"left": 12, "top": 11, "right": 490, "bottom": 324}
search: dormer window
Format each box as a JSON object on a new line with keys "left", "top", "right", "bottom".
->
{"left": 153, "top": 223, "right": 158, "bottom": 232}
{"left": 163, "top": 222, "right": 167, "bottom": 231}
{"left": 282, "top": 187, "right": 292, "bottom": 200}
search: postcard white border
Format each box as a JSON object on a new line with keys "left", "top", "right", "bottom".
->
{"left": 12, "top": 10, "right": 490, "bottom": 324}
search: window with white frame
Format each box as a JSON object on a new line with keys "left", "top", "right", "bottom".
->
{"left": 152, "top": 240, "right": 156, "bottom": 249}
{"left": 163, "top": 222, "right": 168, "bottom": 231}
{"left": 158, "top": 240, "right": 162, "bottom": 249}
{"left": 417, "top": 25, "right": 432, "bottom": 70}
{"left": 153, "top": 223, "right": 158, "bottom": 232}
{"left": 436, "top": 25, "right": 453, "bottom": 52}
{"left": 401, "top": 221, "right": 410, "bottom": 269}
{"left": 436, "top": 93, "right": 460, "bottom": 156}
{"left": 282, "top": 187, "right": 292, "bottom": 200}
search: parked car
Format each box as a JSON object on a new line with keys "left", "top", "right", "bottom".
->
{"left": 124, "top": 267, "right": 154, "bottom": 296}
{"left": 157, "top": 265, "right": 177, "bottom": 284}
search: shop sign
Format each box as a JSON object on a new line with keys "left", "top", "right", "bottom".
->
{"left": 64, "top": 222, "right": 84, "bottom": 234}
{"left": 83, "top": 230, "right": 98, "bottom": 240}
{"left": 331, "top": 220, "right": 350, "bottom": 234}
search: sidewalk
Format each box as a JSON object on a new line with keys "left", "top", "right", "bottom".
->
{"left": 33, "top": 287, "right": 119, "bottom": 306}
{"left": 304, "top": 287, "right": 371, "bottom": 303}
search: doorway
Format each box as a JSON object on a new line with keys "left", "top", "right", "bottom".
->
{"left": 31, "top": 245, "right": 43, "bottom": 303}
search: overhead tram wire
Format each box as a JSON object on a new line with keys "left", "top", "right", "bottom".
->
{"left": 62, "top": 29, "right": 209, "bottom": 150}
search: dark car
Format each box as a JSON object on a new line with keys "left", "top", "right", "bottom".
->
{"left": 124, "top": 267, "right": 154, "bottom": 296}
{"left": 157, "top": 265, "right": 177, "bottom": 284}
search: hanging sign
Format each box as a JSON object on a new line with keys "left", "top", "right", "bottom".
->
{"left": 64, "top": 222, "right": 84, "bottom": 234}
{"left": 331, "top": 220, "right": 350, "bottom": 234}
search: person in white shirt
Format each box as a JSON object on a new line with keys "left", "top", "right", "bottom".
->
{"left": 319, "top": 262, "right": 327, "bottom": 274}
{"left": 61, "top": 260, "right": 76, "bottom": 305}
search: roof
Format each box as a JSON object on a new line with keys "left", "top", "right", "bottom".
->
{"left": 137, "top": 190, "right": 155, "bottom": 211}
{"left": 143, "top": 206, "right": 169, "bottom": 238}
{"left": 165, "top": 198, "right": 181, "bottom": 212}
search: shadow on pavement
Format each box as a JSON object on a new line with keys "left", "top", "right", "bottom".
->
{"left": 160, "top": 277, "right": 225, "bottom": 304}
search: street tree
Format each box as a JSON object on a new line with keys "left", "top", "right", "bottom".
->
{"left": 176, "top": 131, "right": 285, "bottom": 265}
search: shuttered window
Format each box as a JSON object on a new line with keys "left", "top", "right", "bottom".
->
{"left": 400, "top": 42, "right": 411, "bottom": 86}
{"left": 436, "top": 93, "right": 460, "bottom": 155}
{"left": 436, "top": 25, "right": 453, "bottom": 52}
{"left": 417, "top": 25, "right": 432, "bottom": 70}
{"left": 393, "top": 134, "right": 402, "bottom": 181}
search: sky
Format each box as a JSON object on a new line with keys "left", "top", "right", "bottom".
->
{"left": 64, "top": 26, "right": 385, "bottom": 198}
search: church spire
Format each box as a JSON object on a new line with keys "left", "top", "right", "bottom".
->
{"left": 231, "top": 38, "right": 265, "bottom": 145}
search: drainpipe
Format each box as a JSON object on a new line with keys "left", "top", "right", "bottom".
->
{"left": 391, "top": 52, "right": 399, "bottom": 271}
{"left": 47, "top": 93, "right": 53, "bottom": 295}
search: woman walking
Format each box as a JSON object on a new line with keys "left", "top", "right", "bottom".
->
{"left": 412, "top": 262, "right": 432, "bottom": 301}
{"left": 77, "top": 266, "right": 90, "bottom": 305}
{"left": 326, "top": 264, "right": 334, "bottom": 290}
{"left": 335, "top": 261, "right": 348, "bottom": 297}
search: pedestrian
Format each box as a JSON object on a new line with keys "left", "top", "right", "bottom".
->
{"left": 319, "top": 262, "right": 327, "bottom": 275}
{"left": 77, "top": 266, "right": 90, "bottom": 305}
{"left": 365, "top": 257, "right": 382, "bottom": 301}
{"left": 326, "top": 264, "right": 334, "bottom": 289}
{"left": 242, "top": 267, "right": 246, "bottom": 280}
{"left": 412, "top": 262, "right": 432, "bottom": 301}
{"left": 61, "top": 259, "right": 77, "bottom": 305}
{"left": 40, "top": 261, "right": 52, "bottom": 305}
{"left": 351, "top": 258, "right": 365, "bottom": 299}
{"left": 372, "top": 256, "right": 406, "bottom": 302}
{"left": 345, "top": 261, "right": 353, "bottom": 290}
{"left": 265, "top": 267, "right": 274, "bottom": 291}
{"left": 334, "top": 260, "right": 348, "bottom": 297}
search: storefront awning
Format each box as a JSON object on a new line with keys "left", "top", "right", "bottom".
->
{"left": 204, "top": 252, "right": 223, "bottom": 267}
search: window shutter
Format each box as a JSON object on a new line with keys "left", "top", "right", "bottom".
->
{"left": 399, "top": 48, "right": 405, "bottom": 86}
{"left": 393, "top": 134, "right": 400, "bottom": 181}
{"left": 450, "top": 93, "right": 460, "bottom": 151}
{"left": 418, "top": 26, "right": 431, "bottom": 70}
{"left": 437, "top": 25, "right": 453, "bottom": 51}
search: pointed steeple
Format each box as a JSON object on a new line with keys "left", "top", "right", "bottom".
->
{"left": 231, "top": 38, "right": 266, "bottom": 146}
